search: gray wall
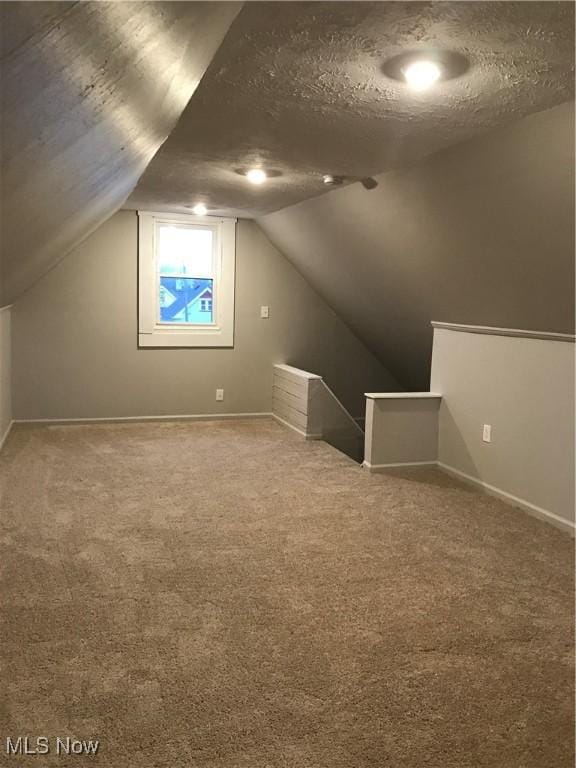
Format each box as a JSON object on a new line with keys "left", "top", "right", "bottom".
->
{"left": 258, "top": 101, "right": 575, "bottom": 390}
{"left": 0, "top": 307, "right": 12, "bottom": 442}
{"left": 364, "top": 396, "right": 440, "bottom": 468}
{"left": 431, "top": 327, "right": 575, "bottom": 529}
{"left": 12, "top": 212, "right": 398, "bottom": 420}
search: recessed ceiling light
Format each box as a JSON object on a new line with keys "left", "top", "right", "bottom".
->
{"left": 402, "top": 60, "right": 442, "bottom": 91}
{"left": 191, "top": 202, "right": 207, "bottom": 216}
{"left": 382, "top": 50, "right": 469, "bottom": 89}
{"left": 246, "top": 168, "right": 267, "bottom": 185}
{"left": 323, "top": 174, "right": 344, "bottom": 186}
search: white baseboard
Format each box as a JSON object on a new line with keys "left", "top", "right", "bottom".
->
{"left": 14, "top": 412, "right": 273, "bottom": 426}
{"left": 438, "top": 461, "right": 575, "bottom": 536}
{"left": 363, "top": 459, "right": 437, "bottom": 471}
{"left": 0, "top": 420, "right": 14, "bottom": 452}
{"left": 271, "top": 413, "right": 322, "bottom": 440}
{"left": 364, "top": 457, "right": 574, "bottom": 535}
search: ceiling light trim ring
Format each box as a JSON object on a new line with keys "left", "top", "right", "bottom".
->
{"left": 382, "top": 49, "right": 470, "bottom": 87}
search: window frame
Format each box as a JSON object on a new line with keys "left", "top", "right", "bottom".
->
{"left": 138, "top": 211, "right": 236, "bottom": 348}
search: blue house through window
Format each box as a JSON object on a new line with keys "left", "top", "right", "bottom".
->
{"left": 159, "top": 277, "right": 214, "bottom": 324}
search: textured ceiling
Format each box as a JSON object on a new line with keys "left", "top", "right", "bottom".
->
{"left": 0, "top": 1, "right": 241, "bottom": 305}
{"left": 127, "top": 1, "right": 575, "bottom": 218}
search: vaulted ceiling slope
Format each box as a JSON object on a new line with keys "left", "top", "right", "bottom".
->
{"left": 128, "top": 1, "right": 574, "bottom": 218}
{"left": 258, "top": 102, "right": 575, "bottom": 391}
{"left": 0, "top": 1, "right": 241, "bottom": 305}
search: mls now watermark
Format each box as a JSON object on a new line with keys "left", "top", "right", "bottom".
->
{"left": 6, "top": 736, "right": 100, "bottom": 756}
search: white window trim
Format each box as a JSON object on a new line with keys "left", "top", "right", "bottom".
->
{"left": 138, "top": 210, "right": 236, "bottom": 348}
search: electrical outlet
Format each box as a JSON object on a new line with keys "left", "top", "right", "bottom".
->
{"left": 482, "top": 424, "right": 492, "bottom": 443}
{"left": 260, "top": 305, "right": 269, "bottom": 319}
{"left": 216, "top": 389, "right": 224, "bottom": 402}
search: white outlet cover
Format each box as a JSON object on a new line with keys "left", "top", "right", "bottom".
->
{"left": 260, "top": 306, "right": 269, "bottom": 318}
{"left": 482, "top": 424, "right": 492, "bottom": 443}
{"left": 216, "top": 389, "right": 224, "bottom": 401}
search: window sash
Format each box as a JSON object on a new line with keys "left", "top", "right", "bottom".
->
{"left": 138, "top": 211, "right": 236, "bottom": 348}
{"left": 154, "top": 221, "right": 218, "bottom": 328}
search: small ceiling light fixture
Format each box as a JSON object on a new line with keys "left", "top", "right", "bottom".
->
{"left": 246, "top": 168, "right": 267, "bottom": 185}
{"left": 402, "top": 60, "right": 442, "bottom": 91}
{"left": 382, "top": 50, "right": 469, "bottom": 90}
{"left": 323, "top": 174, "right": 344, "bottom": 186}
{"left": 191, "top": 202, "right": 207, "bottom": 216}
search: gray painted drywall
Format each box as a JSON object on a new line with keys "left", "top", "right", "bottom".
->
{"left": 0, "top": 1, "right": 241, "bottom": 305}
{"left": 258, "top": 101, "right": 575, "bottom": 390}
{"left": 12, "top": 212, "right": 398, "bottom": 421}
{"left": 364, "top": 397, "right": 440, "bottom": 468}
{"left": 0, "top": 308, "right": 12, "bottom": 443}
{"left": 430, "top": 327, "right": 575, "bottom": 527}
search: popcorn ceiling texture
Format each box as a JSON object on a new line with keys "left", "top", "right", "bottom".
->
{"left": 128, "top": 1, "right": 575, "bottom": 217}
{"left": 1, "top": 419, "right": 573, "bottom": 767}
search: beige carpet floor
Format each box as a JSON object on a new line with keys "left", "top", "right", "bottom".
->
{"left": 0, "top": 418, "right": 573, "bottom": 768}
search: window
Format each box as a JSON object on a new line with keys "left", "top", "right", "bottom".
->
{"left": 138, "top": 211, "right": 236, "bottom": 347}
{"left": 199, "top": 298, "right": 212, "bottom": 313}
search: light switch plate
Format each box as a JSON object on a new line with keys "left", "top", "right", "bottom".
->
{"left": 260, "top": 306, "right": 269, "bottom": 319}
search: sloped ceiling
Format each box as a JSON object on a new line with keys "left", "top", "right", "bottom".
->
{"left": 258, "top": 101, "right": 575, "bottom": 390}
{"left": 0, "top": 1, "right": 241, "bottom": 305}
{"left": 127, "top": 1, "right": 574, "bottom": 218}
